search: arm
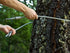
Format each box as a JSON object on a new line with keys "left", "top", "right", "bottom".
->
{"left": 0, "top": 0, "right": 38, "bottom": 19}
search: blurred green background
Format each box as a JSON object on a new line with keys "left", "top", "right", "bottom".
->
{"left": 0, "top": 0, "right": 37, "bottom": 53}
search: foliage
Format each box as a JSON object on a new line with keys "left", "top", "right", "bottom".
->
{"left": 0, "top": 0, "right": 37, "bottom": 53}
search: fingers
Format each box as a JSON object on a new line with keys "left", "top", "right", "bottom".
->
{"left": 23, "top": 7, "right": 38, "bottom": 20}
{"left": 34, "top": 13, "right": 38, "bottom": 19}
{"left": 27, "top": 13, "right": 38, "bottom": 20}
{"left": 6, "top": 25, "right": 16, "bottom": 35}
{"left": 11, "top": 28, "right": 16, "bottom": 35}
{"left": 0, "top": 25, "right": 16, "bottom": 36}
{"left": 30, "top": 12, "right": 38, "bottom": 20}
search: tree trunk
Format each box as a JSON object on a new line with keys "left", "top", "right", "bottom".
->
{"left": 30, "top": 0, "right": 70, "bottom": 53}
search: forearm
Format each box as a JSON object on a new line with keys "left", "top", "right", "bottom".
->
{"left": 0, "top": 0, "right": 38, "bottom": 20}
{"left": 0, "top": 0, "right": 27, "bottom": 12}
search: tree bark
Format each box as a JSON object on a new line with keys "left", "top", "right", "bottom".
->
{"left": 30, "top": 0, "right": 70, "bottom": 53}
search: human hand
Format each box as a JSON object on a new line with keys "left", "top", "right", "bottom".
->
{"left": 23, "top": 7, "right": 38, "bottom": 20}
{"left": 0, "top": 24, "right": 16, "bottom": 35}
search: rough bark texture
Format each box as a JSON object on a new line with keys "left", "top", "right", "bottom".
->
{"left": 30, "top": 0, "right": 70, "bottom": 53}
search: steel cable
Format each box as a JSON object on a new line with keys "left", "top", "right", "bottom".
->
{"left": 5, "top": 22, "right": 32, "bottom": 37}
